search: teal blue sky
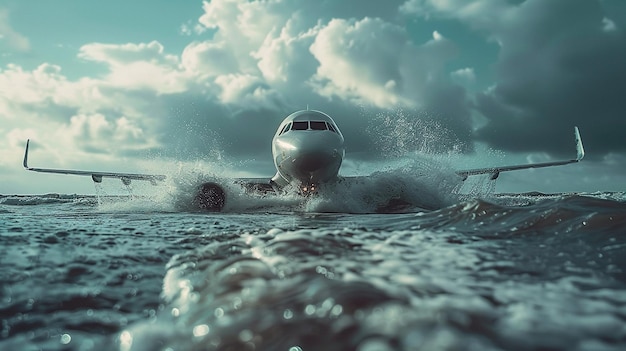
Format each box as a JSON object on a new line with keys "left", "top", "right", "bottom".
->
{"left": 1, "top": 0, "right": 625, "bottom": 195}
{"left": 1, "top": 1, "right": 209, "bottom": 78}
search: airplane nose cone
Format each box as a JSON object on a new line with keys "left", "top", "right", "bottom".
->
{"left": 295, "top": 153, "right": 333, "bottom": 172}
{"left": 289, "top": 150, "right": 341, "bottom": 183}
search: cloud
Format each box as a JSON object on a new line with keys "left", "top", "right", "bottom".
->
{"left": 0, "top": 8, "right": 30, "bottom": 52}
{"left": 474, "top": 0, "right": 626, "bottom": 158}
{"left": 450, "top": 68, "right": 476, "bottom": 86}
{"left": 179, "top": 20, "right": 207, "bottom": 36}
{"left": 602, "top": 17, "right": 617, "bottom": 32}
{"left": 400, "top": 0, "right": 513, "bottom": 32}
{"left": 402, "top": 0, "right": 626, "bottom": 159}
{"left": 307, "top": 18, "right": 473, "bottom": 150}
{"left": 2, "top": 0, "right": 624, "bottom": 194}
{"left": 78, "top": 41, "right": 191, "bottom": 94}
{"left": 1, "top": 0, "right": 480, "bottom": 183}
{"left": 182, "top": 41, "right": 239, "bottom": 78}
{"left": 60, "top": 114, "right": 151, "bottom": 152}
{"left": 309, "top": 17, "right": 412, "bottom": 108}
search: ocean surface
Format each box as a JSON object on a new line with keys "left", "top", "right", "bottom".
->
{"left": 1, "top": 170, "right": 626, "bottom": 351}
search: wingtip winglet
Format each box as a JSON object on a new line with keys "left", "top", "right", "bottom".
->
{"left": 574, "top": 126, "right": 585, "bottom": 161}
{"left": 23, "top": 139, "right": 30, "bottom": 169}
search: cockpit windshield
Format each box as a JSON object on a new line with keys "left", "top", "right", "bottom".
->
{"left": 310, "top": 121, "right": 327, "bottom": 130}
{"left": 279, "top": 123, "right": 291, "bottom": 135}
{"left": 292, "top": 121, "right": 308, "bottom": 130}
{"left": 280, "top": 120, "right": 339, "bottom": 135}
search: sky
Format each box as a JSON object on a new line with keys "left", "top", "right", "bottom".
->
{"left": 1, "top": 0, "right": 625, "bottom": 195}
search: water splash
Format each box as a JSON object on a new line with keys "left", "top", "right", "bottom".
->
{"left": 366, "top": 108, "right": 467, "bottom": 157}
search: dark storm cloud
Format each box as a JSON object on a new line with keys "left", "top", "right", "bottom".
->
{"left": 156, "top": 94, "right": 282, "bottom": 161}
{"left": 474, "top": 0, "right": 626, "bottom": 158}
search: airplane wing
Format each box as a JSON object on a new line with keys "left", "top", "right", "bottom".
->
{"left": 23, "top": 140, "right": 166, "bottom": 185}
{"left": 456, "top": 127, "right": 585, "bottom": 180}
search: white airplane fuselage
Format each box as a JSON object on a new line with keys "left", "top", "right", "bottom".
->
{"left": 271, "top": 110, "right": 345, "bottom": 191}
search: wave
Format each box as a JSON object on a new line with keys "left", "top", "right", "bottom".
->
{"left": 114, "top": 207, "right": 626, "bottom": 351}
{"left": 0, "top": 194, "right": 96, "bottom": 206}
{"left": 407, "top": 194, "right": 626, "bottom": 236}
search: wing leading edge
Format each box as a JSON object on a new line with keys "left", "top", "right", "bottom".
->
{"left": 456, "top": 127, "right": 585, "bottom": 181}
{"left": 23, "top": 140, "right": 166, "bottom": 185}
{"left": 23, "top": 126, "right": 585, "bottom": 188}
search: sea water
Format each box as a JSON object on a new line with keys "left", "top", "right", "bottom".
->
{"left": 1, "top": 166, "right": 625, "bottom": 351}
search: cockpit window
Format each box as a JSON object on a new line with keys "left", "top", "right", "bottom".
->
{"left": 287, "top": 120, "right": 337, "bottom": 132}
{"left": 310, "top": 121, "right": 327, "bottom": 130}
{"left": 292, "top": 121, "right": 309, "bottom": 130}
{"left": 327, "top": 122, "right": 338, "bottom": 133}
{"left": 279, "top": 123, "right": 291, "bottom": 135}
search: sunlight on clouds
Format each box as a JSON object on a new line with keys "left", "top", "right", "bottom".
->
{"left": 0, "top": 63, "right": 67, "bottom": 104}
{"left": 179, "top": 21, "right": 206, "bottom": 36}
{"left": 214, "top": 73, "right": 282, "bottom": 109}
{"left": 450, "top": 67, "right": 476, "bottom": 86}
{"left": 78, "top": 41, "right": 189, "bottom": 94}
{"left": 309, "top": 18, "right": 411, "bottom": 108}
{"left": 197, "top": 0, "right": 278, "bottom": 72}
{"left": 254, "top": 23, "right": 319, "bottom": 83}
{"left": 61, "top": 114, "right": 147, "bottom": 147}
{"left": 215, "top": 73, "right": 263, "bottom": 103}
{"left": 181, "top": 41, "right": 239, "bottom": 77}
{"left": 108, "top": 61, "right": 189, "bottom": 94}
{"left": 309, "top": 17, "right": 461, "bottom": 109}
{"left": 198, "top": 0, "right": 283, "bottom": 44}
{"left": 78, "top": 41, "right": 177, "bottom": 66}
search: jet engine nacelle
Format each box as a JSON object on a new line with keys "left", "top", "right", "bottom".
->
{"left": 194, "top": 182, "right": 226, "bottom": 212}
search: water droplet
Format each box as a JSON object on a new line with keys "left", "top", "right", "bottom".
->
{"left": 60, "top": 333, "right": 71, "bottom": 345}
{"left": 239, "top": 329, "right": 253, "bottom": 342}
{"left": 171, "top": 308, "right": 180, "bottom": 317}
{"left": 289, "top": 347, "right": 303, "bottom": 351}
{"left": 193, "top": 324, "right": 210, "bottom": 337}
{"left": 214, "top": 307, "right": 224, "bottom": 318}
{"left": 120, "top": 330, "right": 133, "bottom": 351}
{"left": 331, "top": 304, "right": 343, "bottom": 317}
{"left": 283, "top": 309, "right": 293, "bottom": 320}
{"left": 304, "top": 305, "right": 316, "bottom": 315}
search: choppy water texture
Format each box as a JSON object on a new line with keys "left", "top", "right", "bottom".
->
{"left": 1, "top": 178, "right": 626, "bottom": 351}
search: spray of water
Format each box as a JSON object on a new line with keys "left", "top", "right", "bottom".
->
{"left": 364, "top": 107, "right": 500, "bottom": 199}
{"left": 92, "top": 107, "right": 504, "bottom": 213}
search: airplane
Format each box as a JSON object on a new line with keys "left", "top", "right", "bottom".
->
{"left": 23, "top": 109, "right": 585, "bottom": 211}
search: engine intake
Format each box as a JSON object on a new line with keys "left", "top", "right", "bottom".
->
{"left": 194, "top": 182, "right": 226, "bottom": 212}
